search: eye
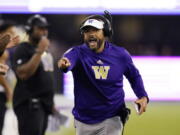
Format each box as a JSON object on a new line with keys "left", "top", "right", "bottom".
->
{"left": 83, "top": 29, "right": 89, "bottom": 33}
{"left": 82, "top": 27, "right": 99, "bottom": 33}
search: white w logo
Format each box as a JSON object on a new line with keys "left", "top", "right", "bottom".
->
{"left": 92, "top": 66, "right": 110, "bottom": 79}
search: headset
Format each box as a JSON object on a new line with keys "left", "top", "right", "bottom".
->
{"left": 25, "top": 14, "right": 49, "bottom": 34}
{"left": 80, "top": 10, "right": 113, "bottom": 37}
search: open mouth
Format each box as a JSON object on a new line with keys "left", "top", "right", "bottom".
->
{"left": 88, "top": 38, "right": 97, "bottom": 42}
{"left": 88, "top": 38, "right": 98, "bottom": 47}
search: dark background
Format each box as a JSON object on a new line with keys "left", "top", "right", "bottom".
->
{"left": 2, "top": 14, "right": 180, "bottom": 55}
{"left": 1, "top": 13, "right": 180, "bottom": 93}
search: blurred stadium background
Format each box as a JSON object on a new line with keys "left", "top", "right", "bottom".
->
{"left": 0, "top": 0, "right": 180, "bottom": 135}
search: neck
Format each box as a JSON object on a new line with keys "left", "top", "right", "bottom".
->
{"left": 95, "top": 40, "right": 105, "bottom": 53}
{"left": 29, "top": 36, "right": 39, "bottom": 46}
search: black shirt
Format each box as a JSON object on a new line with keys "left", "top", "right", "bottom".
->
{"left": 12, "top": 42, "right": 54, "bottom": 112}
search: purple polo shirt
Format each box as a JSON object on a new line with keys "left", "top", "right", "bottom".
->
{"left": 63, "top": 41, "right": 148, "bottom": 124}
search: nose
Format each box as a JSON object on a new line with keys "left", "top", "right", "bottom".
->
{"left": 87, "top": 29, "right": 96, "bottom": 36}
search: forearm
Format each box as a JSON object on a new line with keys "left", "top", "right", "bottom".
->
{"left": 125, "top": 61, "right": 148, "bottom": 99}
{"left": 0, "top": 75, "right": 11, "bottom": 94}
{"left": 16, "top": 52, "right": 42, "bottom": 80}
{"left": 0, "top": 34, "right": 10, "bottom": 55}
{"left": 129, "top": 75, "right": 148, "bottom": 98}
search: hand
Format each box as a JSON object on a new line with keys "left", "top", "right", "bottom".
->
{"left": 0, "top": 34, "right": 20, "bottom": 51}
{"left": 58, "top": 57, "right": 71, "bottom": 69}
{"left": 52, "top": 105, "right": 59, "bottom": 115}
{"left": 134, "top": 96, "right": 148, "bottom": 115}
{"left": 0, "top": 34, "right": 11, "bottom": 52}
{"left": 0, "top": 63, "right": 9, "bottom": 75}
{"left": 6, "top": 35, "right": 20, "bottom": 48}
{"left": 36, "top": 36, "right": 50, "bottom": 54}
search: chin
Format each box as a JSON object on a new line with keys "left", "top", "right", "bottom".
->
{"left": 88, "top": 44, "right": 97, "bottom": 50}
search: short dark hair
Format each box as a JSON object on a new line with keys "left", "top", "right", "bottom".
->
{"left": 26, "top": 14, "right": 49, "bottom": 34}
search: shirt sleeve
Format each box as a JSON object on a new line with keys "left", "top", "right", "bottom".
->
{"left": 123, "top": 49, "right": 149, "bottom": 100}
{"left": 12, "top": 44, "right": 31, "bottom": 71}
{"left": 62, "top": 47, "right": 79, "bottom": 72}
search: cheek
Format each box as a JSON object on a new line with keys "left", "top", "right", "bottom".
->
{"left": 83, "top": 34, "right": 88, "bottom": 40}
{"left": 97, "top": 31, "right": 104, "bottom": 39}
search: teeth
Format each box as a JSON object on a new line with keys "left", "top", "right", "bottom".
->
{"left": 89, "top": 39, "right": 97, "bottom": 42}
{"left": 89, "top": 40, "right": 96, "bottom": 43}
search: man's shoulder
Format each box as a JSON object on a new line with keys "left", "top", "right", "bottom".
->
{"left": 13, "top": 42, "right": 32, "bottom": 56}
{"left": 108, "top": 42, "right": 131, "bottom": 59}
{"left": 109, "top": 42, "right": 126, "bottom": 52}
{"left": 64, "top": 44, "right": 85, "bottom": 54}
{"left": 73, "top": 44, "right": 86, "bottom": 50}
{"left": 15, "top": 42, "right": 30, "bottom": 50}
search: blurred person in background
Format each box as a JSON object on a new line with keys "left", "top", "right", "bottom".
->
{"left": 12, "top": 14, "right": 55, "bottom": 135}
{"left": 58, "top": 11, "right": 149, "bottom": 135}
{"left": 0, "top": 31, "right": 19, "bottom": 56}
{"left": 0, "top": 21, "right": 20, "bottom": 75}
{"left": 0, "top": 50, "right": 12, "bottom": 135}
{"left": 0, "top": 21, "right": 20, "bottom": 135}
{"left": 0, "top": 20, "right": 20, "bottom": 56}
